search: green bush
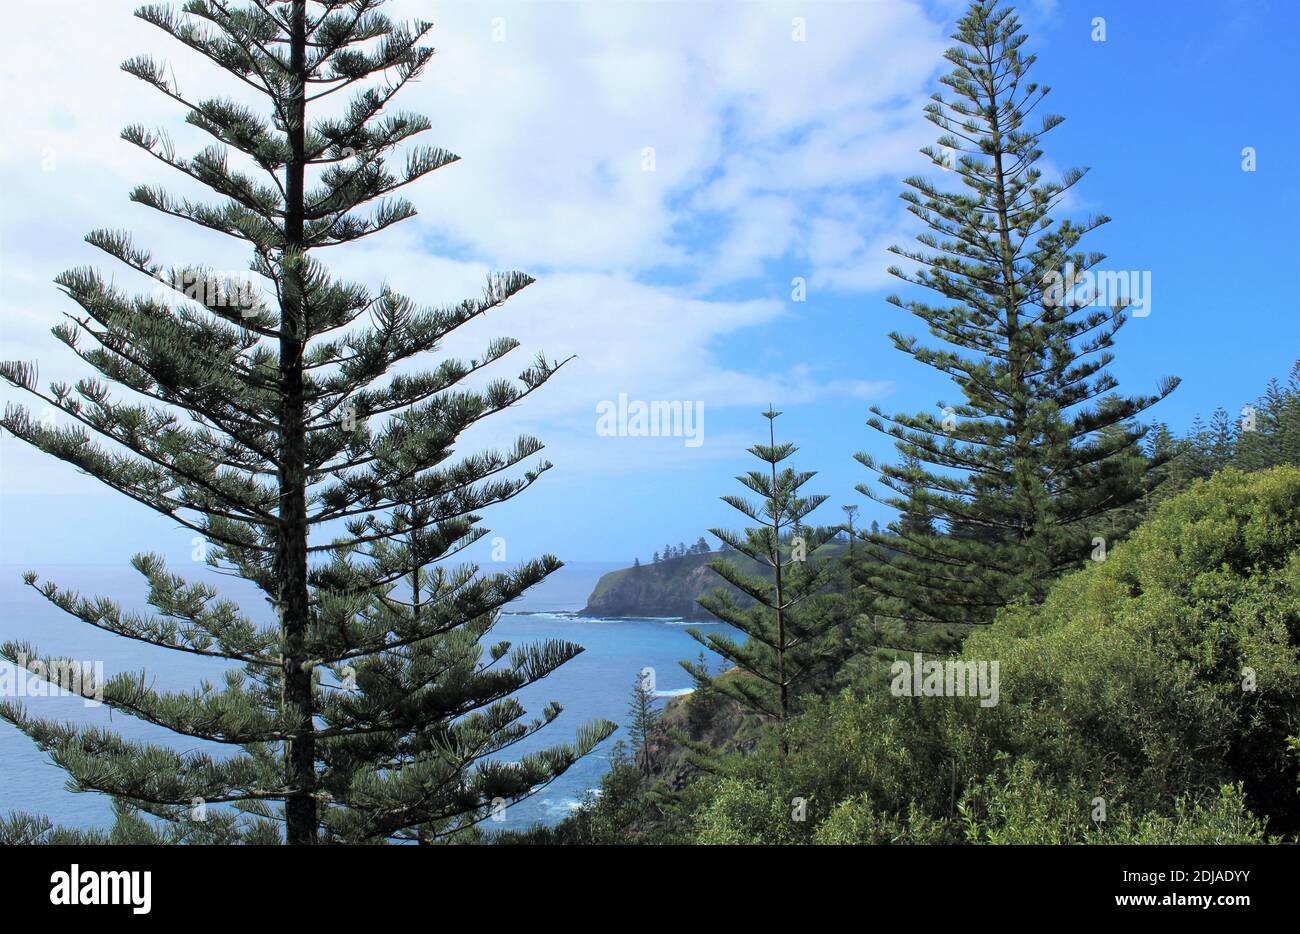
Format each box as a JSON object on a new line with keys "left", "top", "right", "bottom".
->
{"left": 692, "top": 778, "right": 807, "bottom": 845}
{"left": 680, "top": 467, "right": 1300, "bottom": 843}
{"left": 968, "top": 466, "right": 1300, "bottom": 826}
{"left": 526, "top": 468, "right": 1299, "bottom": 845}
{"left": 813, "top": 798, "right": 949, "bottom": 844}
{"left": 957, "top": 759, "right": 1270, "bottom": 844}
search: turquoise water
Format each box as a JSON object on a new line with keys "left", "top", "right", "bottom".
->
{"left": 0, "top": 562, "right": 733, "bottom": 836}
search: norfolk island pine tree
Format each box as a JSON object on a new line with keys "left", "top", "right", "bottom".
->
{"left": 683, "top": 410, "right": 845, "bottom": 754}
{"left": 0, "top": 0, "right": 613, "bottom": 844}
{"left": 854, "top": 0, "right": 1177, "bottom": 637}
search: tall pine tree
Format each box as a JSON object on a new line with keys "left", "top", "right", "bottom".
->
{"left": 626, "top": 670, "right": 662, "bottom": 780}
{"left": 854, "top": 0, "right": 1177, "bottom": 629}
{"left": 684, "top": 410, "right": 842, "bottom": 743}
{"left": 0, "top": 0, "right": 612, "bottom": 844}
{"left": 1236, "top": 363, "right": 1300, "bottom": 470}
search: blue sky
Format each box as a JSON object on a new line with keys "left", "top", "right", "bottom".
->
{"left": 1, "top": 0, "right": 1297, "bottom": 572}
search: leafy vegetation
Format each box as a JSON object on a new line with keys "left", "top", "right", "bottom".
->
{"left": 3, "top": 0, "right": 1294, "bottom": 848}
{"left": 548, "top": 465, "right": 1300, "bottom": 845}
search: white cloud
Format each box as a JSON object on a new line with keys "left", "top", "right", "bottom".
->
{"left": 0, "top": 0, "right": 944, "bottom": 497}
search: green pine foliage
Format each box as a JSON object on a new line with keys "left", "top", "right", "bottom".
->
{"left": 1237, "top": 363, "right": 1300, "bottom": 470}
{"left": 627, "top": 670, "right": 662, "bottom": 778}
{"left": 1, "top": 0, "right": 1292, "bottom": 851}
{"left": 1148, "top": 361, "right": 1300, "bottom": 497}
{"left": 0, "top": 0, "right": 611, "bottom": 844}
{"left": 854, "top": 0, "right": 1176, "bottom": 632}
{"left": 671, "top": 466, "right": 1300, "bottom": 844}
{"left": 685, "top": 410, "right": 844, "bottom": 734}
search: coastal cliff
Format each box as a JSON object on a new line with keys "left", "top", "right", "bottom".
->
{"left": 578, "top": 552, "right": 735, "bottom": 620}
{"left": 578, "top": 542, "right": 851, "bottom": 619}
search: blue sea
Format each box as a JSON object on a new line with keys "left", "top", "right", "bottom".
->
{"left": 0, "top": 561, "right": 734, "bottom": 837}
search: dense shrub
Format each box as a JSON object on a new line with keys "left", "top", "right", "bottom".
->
{"left": 955, "top": 759, "right": 1270, "bottom": 844}
{"left": 969, "top": 467, "right": 1300, "bottom": 826}
{"left": 686, "top": 468, "right": 1300, "bottom": 843}
{"left": 530, "top": 468, "right": 1300, "bottom": 844}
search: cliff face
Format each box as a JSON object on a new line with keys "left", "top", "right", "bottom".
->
{"left": 579, "top": 553, "right": 740, "bottom": 620}
{"left": 579, "top": 542, "right": 852, "bottom": 619}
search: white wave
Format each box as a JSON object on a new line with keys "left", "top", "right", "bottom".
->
{"left": 655, "top": 687, "right": 694, "bottom": 697}
{"left": 540, "top": 796, "right": 584, "bottom": 814}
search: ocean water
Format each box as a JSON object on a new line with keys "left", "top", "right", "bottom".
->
{"left": 0, "top": 561, "right": 733, "bottom": 837}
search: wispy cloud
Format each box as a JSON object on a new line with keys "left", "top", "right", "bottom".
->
{"left": 0, "top": 0, "right": 940, "bottom": 498}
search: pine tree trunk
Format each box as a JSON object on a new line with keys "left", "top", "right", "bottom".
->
{"left": 280, "top": 0, "right": 316, "bottom": 845}
{"left": 982, "top": 36, "right": 1033, "bottom": 545}
{"left": 768, "top": 417, "right": 788, "bottom": 747}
